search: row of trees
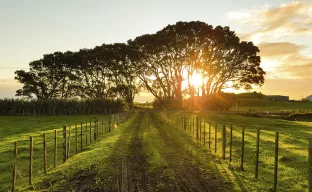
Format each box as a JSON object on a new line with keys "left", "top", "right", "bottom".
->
{"left": 15, "top": 43, "right": 138, "bottom": 108}
{"left": 15, "top": 21, "right": 265, "bottom": 109}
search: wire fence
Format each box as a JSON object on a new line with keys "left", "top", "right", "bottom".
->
{"left": 0, "top": 111, "right": 131, "bottom": 191}
{"left": 169, "top": 112, "right": 311, "bottom": 192}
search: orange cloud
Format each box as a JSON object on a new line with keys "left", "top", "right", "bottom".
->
{"left": 228, "top": 1, "right": 312, "bottom": 41}
{"left": 257, "top": 42, "right": 312, "bottom": 80}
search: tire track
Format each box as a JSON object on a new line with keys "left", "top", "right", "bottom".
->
{"left": 149, "top": 112, "right": 220, "bottom": 192}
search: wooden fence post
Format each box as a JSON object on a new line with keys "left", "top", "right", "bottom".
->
{"left": 209, "top": 122, "right": 211, "bottom": 150}
{"left": 230, "top": 124, "right": 233, "bottom": 162}
{"left": 203, "top": 122, "right": 206, "bottom": 146}
{"left": 80, "top": 122, "right": 83, "bottom": 151}
{"left": 63, "top": 126, "right": 67, "bottom": 163}
{"left": 94, "top": 120, "right": 97, "bottom": 141}
{"left": 273, "top": 132, "right": 279, "bottom": 192}
{"left": 85, "top": 121, "right": 88, "bottom": 145}
{"left": 67, "top": 126, "right": 71, "bottom": 159}
{"left": 43, "top": 133, "right": 47, "bottom": 174}
{"left": 102, "top": 120, "right": 104, "bottom": 135}
{"left": 222, "top": 124, "right": 226, "bottom": 160}
{"left": 89, "top": 119, "right": 92, "bottom": 142}
{"left": 75, "top": 124, "right": 78, "bottom": 154}
{"left": 54, "top": 130, "right": 57, "bottom": 168}
{"left": 196, "top": 116, "right": 199, "bottom": 141}
{"left": 308, "top": 139, "right": 312, "bottom": 192}
{"left": 12, "top": 142, "right": 17, "bottom": 192}
{"left": 29, "top": 136, "right": 33, "bottom": 185}
{"left": 200, "top": 117, "right": 202, "bottom": 144}
{"left": 194, "top": 116, "right": 196, "bottom": 138}
{"left": 215, "top": 123, "right": 217, "bottom": 154}
{"left": 255, "top": 129, "right": 260, "bottom": 179}
{"left": 241, "top": 126, "right": 245, "bottom": 171}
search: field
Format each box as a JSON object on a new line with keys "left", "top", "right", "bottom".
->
{"left": 190, "top": 111, "right": 311, "bottom": 191}
{"left": 235, "top": 98, "right": 312, "bottom": 112}
{"left": 0, "top": 114, "right": 115, "bottom": 191}
{"left": 1, "top": 100, "right": 312, "bottom": 191}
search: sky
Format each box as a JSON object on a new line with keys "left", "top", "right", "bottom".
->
{"left": 0, "top": 0, "right": 311, "bottom": 101}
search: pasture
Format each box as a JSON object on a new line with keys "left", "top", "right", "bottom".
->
{"left": 1, "top": 100, "right": 312, "bottom": 191}
{"left": 0, "top": 114, "right": 115, "bottom": 191}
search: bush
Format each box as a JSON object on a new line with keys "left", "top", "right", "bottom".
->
{"left": 153, "top": 97, "right": 181, "bottom": 109}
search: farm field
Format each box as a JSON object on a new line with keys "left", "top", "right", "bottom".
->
{"left": 186, "top": 111, "right": 312, "bottom": 191}
{"left": 23, "top": 111, "right": 234, "bottom": 191}
{"left": 234, "top": 98, "right": 312, "bottom": 112}
{"left": 0, "top": 114, "right": 113, "bottom": 191}
{"left": 1, "top": 109, "right": 312, "bottom": 191}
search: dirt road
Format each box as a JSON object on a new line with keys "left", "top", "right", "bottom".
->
{"left": 36, "top": 111, "right": 233, "bottom": 191}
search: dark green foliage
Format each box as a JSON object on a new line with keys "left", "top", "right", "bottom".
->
{"left": 0, "top": 99, "right": 123, "bottom": 116}
{"left": 153, "top": 97, "right": 180, "bottom": 109}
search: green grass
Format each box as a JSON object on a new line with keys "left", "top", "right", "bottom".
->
{"left": 173, "top": 111, "right": 312, "bottom": 191}
{"left": 235, "top": 98, "right": 312, "bottom": 112}
{"left": 29, "top": 113, "right": 137, "bottom": 191}
{"left": 0, "top": 114, "right": 118, "bottom": 191}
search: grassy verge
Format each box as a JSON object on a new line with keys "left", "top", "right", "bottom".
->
{"left": 173, "top": 111, "right": 312, "bottom": 191}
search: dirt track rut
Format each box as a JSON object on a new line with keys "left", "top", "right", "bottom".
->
{"left": 99, "top": 111, "right": 231, "bottom": 192}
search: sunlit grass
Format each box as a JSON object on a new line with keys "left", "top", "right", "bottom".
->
{"left": 172, "top": 111, "right": 312, "bottom": 191}
{"left": 0, "top": 114, "right": 111, "bottom": 191}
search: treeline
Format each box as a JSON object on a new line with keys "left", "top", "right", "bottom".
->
{"left": 15, "top": 43, "right": 137, "bottom": 108}
{"left": 0, "top": 99, "right": 123, "bottom": 116}
{"left": 14, "top": 21, "right": 265, "bottom": 110}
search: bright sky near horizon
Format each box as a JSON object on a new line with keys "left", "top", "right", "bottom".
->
{"left": 0, "top": 0, "right": 311, "bottom": 101}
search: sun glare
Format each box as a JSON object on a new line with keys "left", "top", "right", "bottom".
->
{"left": 191, "top": 71, "right": 202, "bottom": 87}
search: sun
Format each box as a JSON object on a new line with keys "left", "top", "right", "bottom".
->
{"left": 191, "top": 71, "right": 202, "bottom": 88}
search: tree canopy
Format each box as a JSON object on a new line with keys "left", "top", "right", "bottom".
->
{"left": 15, "top": 21, "right": 265, "bottom": 109}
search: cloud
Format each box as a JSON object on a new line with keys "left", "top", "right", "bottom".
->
{"left": 257, "top": 42, "right": 312, "bottom": 79}
{"left": 228, "top": 1, "right": 312, "bottom": 42}
{"left": 258, "top": 42, "right": 305, "bottom": 58}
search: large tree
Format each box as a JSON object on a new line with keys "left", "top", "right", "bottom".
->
{"left": 130, "top": 21, "right": 265, "bottom": 107}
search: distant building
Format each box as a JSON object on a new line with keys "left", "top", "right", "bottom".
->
{"left": 306, "top": 95, "right": 312, "bottom": 101}
{"left": 264, "top": 95, "right": 289, "bottom": 102}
